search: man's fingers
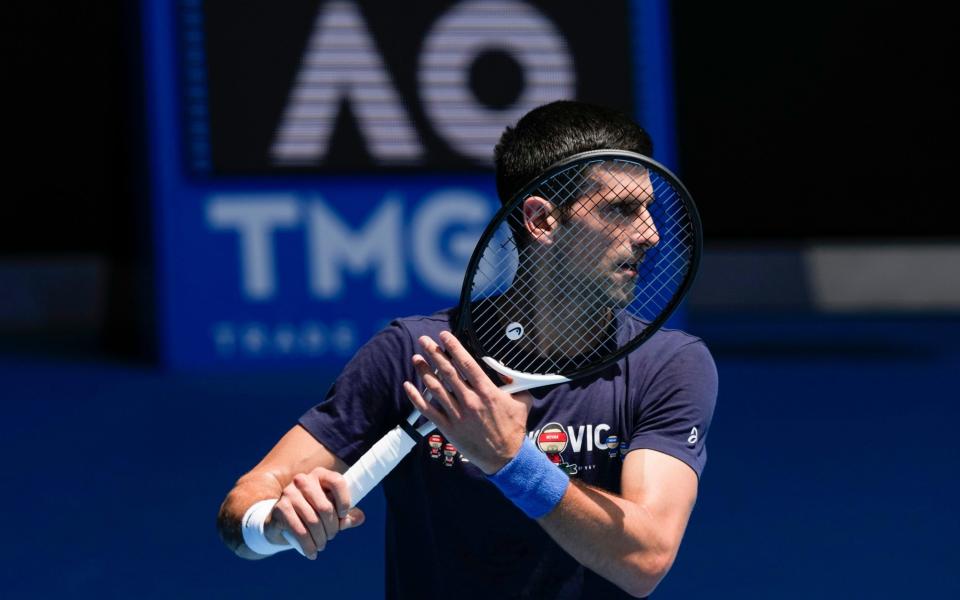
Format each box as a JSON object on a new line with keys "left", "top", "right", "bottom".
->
{"left": 403, "top": 380, "right": 450, "bottom": 431}
{"left": 411, "top": 354, "right": 461, "bottom": 421}
{"left": 340, "top": 507, "right": 365, "bottom": 530}
{"left": 273, "top": 497, "right": 318, "bottom": 559}
{"left": 314, "top": 468, "right": 352, "bottom": 517}
{"left": 275, "top": 468, "right": 362, "bottom": 561}
{"left": 294, "top": 474, "right": 339, "bottom": 544}
{"left": 438, "top": 331, "right": 492, "bottom": 392}
{"left": 417, "top": 336, "right": 469, "bottom": 399}
{"left": 290, "top": 493, "right": 329, "bottom": 553}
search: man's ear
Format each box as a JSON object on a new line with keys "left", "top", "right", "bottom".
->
{"left": 523, "top": 196, "right": 558, "bottom": 245}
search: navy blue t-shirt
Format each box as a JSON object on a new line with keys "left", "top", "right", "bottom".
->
{"left": 299, "top": 309, "right": 717, "bottom": 599}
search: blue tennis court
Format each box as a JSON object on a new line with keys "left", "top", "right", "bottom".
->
{"left": 4, "top": 315, "right": 957, "bottom": 597}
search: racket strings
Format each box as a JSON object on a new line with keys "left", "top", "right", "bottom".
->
{"left": 467, "top": 158, "right": 696, "bottom": 375}
{"left": 476, "top": 219, "right": 616, "bottom": 371}
{"left": 480, "top": 167, "right": 651, "bottom": 369}
{"left": 474, "top": 192, "right": 625, "bottom": 372}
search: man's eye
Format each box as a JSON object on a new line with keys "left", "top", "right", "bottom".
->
{"left": 609, "top": 203, "right": 638, "bottom": 217}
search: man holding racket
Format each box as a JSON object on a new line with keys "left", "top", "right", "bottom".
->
{"left": 218, "top": 100, "right": 717, "bottom": 599}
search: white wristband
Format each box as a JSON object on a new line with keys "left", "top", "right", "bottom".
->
{"left": 241, "top": 499, "right": 300, "bottom": 557}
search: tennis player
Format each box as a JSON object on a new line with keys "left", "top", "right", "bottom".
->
{"left": 217, "top": 100, "right": 717, "bottom": 599}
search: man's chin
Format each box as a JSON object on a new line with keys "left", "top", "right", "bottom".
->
{"left": 568, "top": 271, "right": 635, "bottom": 310}
{"left": 612, "top": 292, "right": 635, "bottom": 310}
{"left": 611, "top": 272, "right": 637, "bottom": 301}
{"left": 601, "top": 282, "right": 635, "bottom": 310}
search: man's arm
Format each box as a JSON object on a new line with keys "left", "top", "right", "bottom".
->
{"left": 404, "top": 331, "right": 700, "bottom": 597}
{"left": 221, "top": 324, "right": 415, "bottom": 560}
{"left": 537, "top": 449, "right": 697, "bottom": 597}
{"left": 217, "top": 425, "right": 365, "bottom": 560}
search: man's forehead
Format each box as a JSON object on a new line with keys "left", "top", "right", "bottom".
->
{"left": 585, "top": 164, "right": 652, "bottom": 197}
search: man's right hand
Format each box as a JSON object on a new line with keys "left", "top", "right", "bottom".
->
{"left": 264, "top": 467, "right": 365, "bottom": 560}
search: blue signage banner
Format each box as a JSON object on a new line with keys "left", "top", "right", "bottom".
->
{"left": 142, "top": 0, "right": 681, "bottom": 368}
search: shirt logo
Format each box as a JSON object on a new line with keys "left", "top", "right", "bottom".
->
{"left": 605, "top": 434, "right": 619, "bottom": 458}
{"left": 442, "top": 442, "right": 458, "bottom": 467}
{"left": 534, "top": 422, "right": 592, "bottom": 476}
{"left": 428, "top": 434, "right": 444, "bottom": 459}
{"left": 536, "top": 422, "right": 568, "bottom": 456}
{"left": 687, "top": 426, "right": 699, "bottom": 445}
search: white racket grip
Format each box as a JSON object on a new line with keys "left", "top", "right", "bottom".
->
{"left": 258, "top": 426, "right": 418, "bottom": 559}
{"left": 343, "top": 424, "right": 419, "bottom": 507}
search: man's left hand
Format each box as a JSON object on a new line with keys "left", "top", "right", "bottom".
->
{"left": 403, "top": 331, "right": 532, "bottom": 474}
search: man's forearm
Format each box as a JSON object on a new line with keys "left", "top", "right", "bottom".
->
{"left": 537, "top": 481, "right": 678, "bottom": 598}
{"left": 217, "top": 471, "right": 285, "bottom": 559}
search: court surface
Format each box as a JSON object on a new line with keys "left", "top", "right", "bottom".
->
{"left": 2, "top": 315, "right": 957, "bottom": 598}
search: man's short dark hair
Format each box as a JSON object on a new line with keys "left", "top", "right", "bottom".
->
{"left": 493, "top": 100, "right": 654, "bottom": 205}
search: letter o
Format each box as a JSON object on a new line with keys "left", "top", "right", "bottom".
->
{"left": 418, "top": 0, "right": 575, "bottom": 162}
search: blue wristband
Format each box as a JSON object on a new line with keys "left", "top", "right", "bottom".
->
{"left": 487, "top": 437, "right": 570, "bottom": 519}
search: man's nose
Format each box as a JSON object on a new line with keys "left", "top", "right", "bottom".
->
{"left": 631, "top": 209, "right": 660, "bottom": 247}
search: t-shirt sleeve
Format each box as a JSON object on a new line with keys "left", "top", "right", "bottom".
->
{"left": 298, "top": 322, "right": 413, "bottom": 466}
{"left": 629, "top": 339, "right": 718, "bottom": 478}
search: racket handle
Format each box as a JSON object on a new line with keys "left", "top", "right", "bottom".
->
{"left": 255, "top": 423, "right": 419, "bottom": 558}
{"left": 343, "top": 424, "right": 419, "bottom": 507}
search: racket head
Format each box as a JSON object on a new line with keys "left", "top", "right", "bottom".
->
{"left": 455, "top": 150, "right": 702, "bottom": 380}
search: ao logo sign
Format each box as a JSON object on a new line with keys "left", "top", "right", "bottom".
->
{"left": 270, "top": 0, "right": 575, "bottom": 165}
{"left": 207, "top": 190, "right": 493, "bottom": 301}
{"left": 206, "top": 1, "right": 577, "bottom": 305}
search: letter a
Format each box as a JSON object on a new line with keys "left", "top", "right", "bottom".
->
{"left": 271, "top": 1, "right": 423, "bottom": 165}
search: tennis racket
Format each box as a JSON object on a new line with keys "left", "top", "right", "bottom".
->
{"left": 283, "top": 149, "right": 700, "bottom": 550}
